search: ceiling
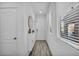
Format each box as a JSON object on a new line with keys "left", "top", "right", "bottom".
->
{"left": 31, "top": 2, "right": 50, "bottom": 15}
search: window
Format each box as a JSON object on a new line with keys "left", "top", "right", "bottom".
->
{"left": 60, "top": 5, "right": 79, "bottom": 43}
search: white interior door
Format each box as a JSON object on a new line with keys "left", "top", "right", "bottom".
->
{"left": 36, "top": 15, "right": 45, "bottom": 40}
{"left": 0, "top": 8, "right": 17, "bottom": 56}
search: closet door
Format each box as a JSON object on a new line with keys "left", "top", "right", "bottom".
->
{"left": 0, "top": 8, "right": 17, "bottom": 56}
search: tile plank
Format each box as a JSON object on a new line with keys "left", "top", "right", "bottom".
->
{"left": 29, "top": 40, "right": 52, "bottom": 56}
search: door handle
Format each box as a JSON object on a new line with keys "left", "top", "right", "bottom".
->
{"left": 13, "top": 37, "right": 17, "bottom": 40}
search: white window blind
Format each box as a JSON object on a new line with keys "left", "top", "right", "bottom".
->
{"left": 60, "top": 5, "right": 79, "bottom": 43}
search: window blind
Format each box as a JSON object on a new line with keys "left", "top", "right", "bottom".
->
{"left": 60, "top": 5, "right": 79, "bottom": 43}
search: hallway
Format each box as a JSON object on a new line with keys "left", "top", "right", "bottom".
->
{"left": 0, "top": 2, "right": 79, "bottom": 56}
{"left": 29, "top": 40, "right": 52, "bottom": 56}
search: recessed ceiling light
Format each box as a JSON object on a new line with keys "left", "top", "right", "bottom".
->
{"left": 40, "top": 11, "right": 42, "bottom": 14}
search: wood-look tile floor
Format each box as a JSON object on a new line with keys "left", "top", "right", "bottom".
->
{"left": 29, "top": 40, "right": 52, "bottom": 56}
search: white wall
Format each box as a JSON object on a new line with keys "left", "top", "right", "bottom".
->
{"left": 20, "top": 3, "right": 36, "bottom": 55}
{"left": 25, "top": 3, "right": 36, "bottom": 55}
{"left": 47, "top": 2, "right": 79, "bottom": 56}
